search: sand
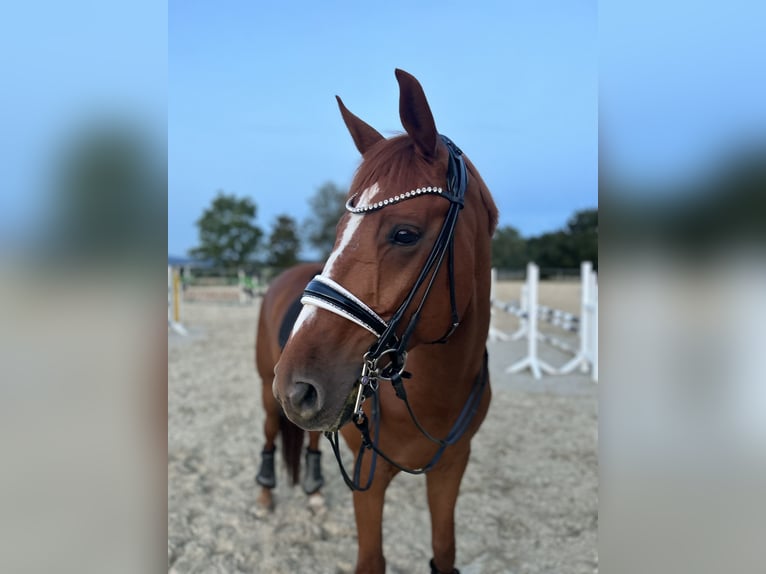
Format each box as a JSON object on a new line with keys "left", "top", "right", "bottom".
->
{"left": 168, "top": 282, "right": 597, "bottom": 574}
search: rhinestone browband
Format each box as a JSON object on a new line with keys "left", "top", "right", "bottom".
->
{"left": 345, "top": 186, "right": 445, "bottom": 214}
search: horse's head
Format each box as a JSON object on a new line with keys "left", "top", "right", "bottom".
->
{"left": 274, "top": 69, "right": 497, "bottom": 431}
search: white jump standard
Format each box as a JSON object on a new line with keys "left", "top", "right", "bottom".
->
{"left": 505, "top": 263, "right": 558, "bottom": 379}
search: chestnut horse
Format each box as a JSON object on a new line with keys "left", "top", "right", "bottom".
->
{"left": 274, "top": 69, "right": 498, "bottom": 574}
{"left": 254, "top": 262, "right": 326, "bottom": 510}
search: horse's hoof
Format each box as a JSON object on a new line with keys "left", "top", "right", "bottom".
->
{"left": 302, "top": 448, "right": 324, "bottom": 494}
{"left": 255, "top": 448, "right": 276, "bottom": 489}
{"left": 254, "top": 489, "right": 275, "bottom": 516}
{"left": 307, "top": 491, "right": 326, "bottom": 513}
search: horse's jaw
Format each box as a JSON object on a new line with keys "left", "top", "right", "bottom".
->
{"left": 326, "top": 381, "right": 361, "bottom": 431}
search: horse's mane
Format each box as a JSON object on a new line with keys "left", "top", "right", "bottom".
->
{"left": 352, "top": 135, "right": 498, "bottom": 236}
{"left": 465, "top": 156, "right": 499, "bottom": 236}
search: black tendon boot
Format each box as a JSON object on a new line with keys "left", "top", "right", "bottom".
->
{"left": 302, "top": 448, "right": 324, "bottom": 494}
{"left": 255, "top": 448, "right": 276, "bottom": 489}
{"left": 430, "top": 558, "right": 459, "bottom": 574}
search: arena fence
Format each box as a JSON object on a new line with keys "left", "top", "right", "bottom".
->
{"left": 173, "top": 267, "right": 266, "bottom": 304}
{"left": 491, "top": 261, "right": 598, "bottom": 382}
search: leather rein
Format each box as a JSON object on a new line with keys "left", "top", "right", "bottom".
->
{"left": 300, "top": 135, "right": 489, "bottom": 490}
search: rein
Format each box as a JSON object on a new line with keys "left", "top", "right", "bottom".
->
{"left": 301, "top": 135, "right": 487, "bottom": 490}
{"left": 326, "top": 352, "right": 489, "bottom": 491}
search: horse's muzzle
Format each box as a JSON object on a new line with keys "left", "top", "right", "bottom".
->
{"left": 280, "top": 376, "right": 325, "bottom": 429}
{"left": 278, "top": 374, "right": 358, "bottom": 432}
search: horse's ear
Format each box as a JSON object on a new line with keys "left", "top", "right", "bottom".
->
{"left": 395, "top": 68, "right": 438, "bottom": 159}
{"left": 336, "top": 96, "right": 384, "bottom": 155}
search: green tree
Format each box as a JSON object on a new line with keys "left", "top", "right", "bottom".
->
{"left": 525, "top": 208, "right": 598, "bottom": 269}
{"left": 304, "top": 181, "right": 347, "bottom": 259}
{"left": 566, "top": 208, "right": 598, "bottom": 235}
{"left": 526, "top": 231, "right": 577, "bottom": 268}
{"left": 189, "top": 191, "right": 262, "bottom": 268}
{"left": 267, "top": 214, "right": 301, "bottom": 269}
{"left": 491, "top": 225, "right": 527, "bottom": 269}
{"left": 491, "top": 208, "right": 598, "bottom": 271}
{"left": 566, "top": 208, "right": 598, "bottom": 266}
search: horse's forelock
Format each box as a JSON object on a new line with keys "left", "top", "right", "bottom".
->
{"left": 352, "top": 136, "right": 498, "bottom": 238}
{"left": 351, "top": 135, "right": 436, "bottom": 200}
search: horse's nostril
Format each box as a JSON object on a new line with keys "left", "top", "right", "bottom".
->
{"left": 288, "top": 381, "right": 321, "bottom": 418}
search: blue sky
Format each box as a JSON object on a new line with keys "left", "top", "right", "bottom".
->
{"left": 168, "top": 1, "right": 598, "bottom": 257}
{"left": 0, "top": 1, "right": 166, "bottom": 246}
{"left": 2, "top": 2, "right": 762, "bottom": 258}
{"left": 601, "top": 0, "right": 766, "bottom": 189}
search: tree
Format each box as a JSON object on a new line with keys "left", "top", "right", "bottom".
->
{"left": 189, "top": 191, "right": 262, "bottom": 268}
{"left": 526, "top": 209, "right": 598, "bottom": 269}
{"left": 267, "top": 214, "right": 301, "bottom": 269}
{"left": 491, "top": 208, "right": 598, "bottom": 271}
{"left": 491, "top": 225, "right": 527, "bottom": 269}
{"left": 304, "top": 181, "right": 347, "bottom": 259}
{"left": 566, "top": 208, "right": 598, "bottom": 235}
{"left": 566, "top": 208, "right": 598, "bottom": 266}
{"left": 526, "top": 231, "right": 578, "bottom": 268}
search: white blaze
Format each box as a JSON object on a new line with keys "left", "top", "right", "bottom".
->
{"left": 322, "top": 183, "right": 379, "bottom": 278}
{"left": 290, "top": 304, "right": 316, "bottom": 337}
{"left": 288, "top": 182, "right": 381, "bottom": 343}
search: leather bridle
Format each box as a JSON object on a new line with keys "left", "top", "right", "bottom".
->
{"left": 300, "top": 135, "right": 489, "bottom": 490}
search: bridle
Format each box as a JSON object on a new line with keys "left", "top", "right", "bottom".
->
{"left": 300, "top": 135, "right": 489, "bottom": 490}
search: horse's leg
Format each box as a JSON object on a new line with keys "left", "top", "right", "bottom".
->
{"left": 303, "top": 431, "right": 325, "bottom": 496}
{"left": 255, "top": 377, "right": 281, "bottom": 510}
{"left": 353, "top": 466, "right": 395, "bottom": 574}
{"left": 307, "top": 430, "right": 321, "bottom": 451}
{"left": 261, "top": 398, "right": 281, "bottom": 453}
{"left": 303, "top": 431, "right": 326, "bottom": 512}
{"left": 425, "top": 448, "right": 471, "bottom": 574}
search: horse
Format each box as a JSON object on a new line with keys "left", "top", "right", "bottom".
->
{"left": 254, "top": 262, "right": 327, "bottom": 510}
{"left": 272, "top": 69, "right": 498, "bottom": 574}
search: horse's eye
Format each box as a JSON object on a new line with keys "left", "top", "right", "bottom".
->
{"left": 390, "top": 227, "right": 421, "bottom": 246}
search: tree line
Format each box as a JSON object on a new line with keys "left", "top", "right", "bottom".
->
{"left": 188, "top": 182, "right": 346, "bottom": 271}
{"left": 188, "top": 185, "right": 598, "bottom": 272}
{"left": 491, "top": 208, "right": 597, "bottom": 270}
